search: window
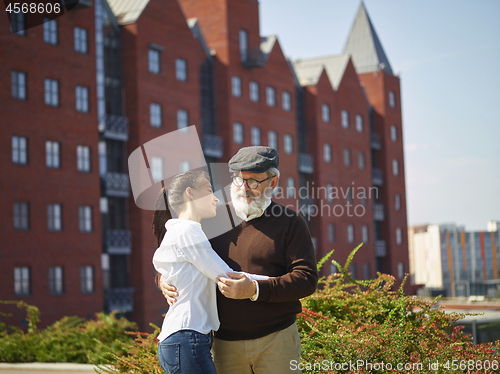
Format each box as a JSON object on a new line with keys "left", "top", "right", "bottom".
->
{"left": 148, "top": 48, "right": 161, "bottom": 74}
{"left": 322, "top": 104, "right": 330, "bottom": 122}
{"left": 179, "top": 161, "right": 190, "bottom": 173}
{"left": 177, "top": 109, "right": 188, "bottom": 131}
{"left": 349, "top": 264, "right": 356, "bottom": 279}
{"left": 341, "top": 110, "right": 349, "bottom": 128}
{"left": 233, "top": 123, "right": 243, "bottom": 144}
{"left": 328, "top": 223, "right": 335, "bottom": 242}
{"left": 392, "top": 159, "right": 399, "bottom": 176}
{"left": 80, "top": 266, "right": 94, "bottom": 293}
{"left": 266, "top": 87, "right": 275, "bottom": 107}
{"left": 48, "top": 204, "right": 62, "bottom": 231}
{"left": 251, "top": 127, "right": 261, "bottom": 146}
{"left": 44, "top": 79, "right": 59, "bottom": 106}
{"left": 347, "top": 224, "right": 354, "bottom": 243}
{"left": 362, "top": 225, "right": 368, "bottom": 243}
{"left": 323, "top": 144, "right": 331, "bottom": 162}
{"left": 43, "top": 18, "right": 57, "bottom": 44}
{"left": 268, "top": 131, "right": 277, "bottom": 149}
{"left": 282, "top": 91, "right": 291, "bottom": 111}
{"left": 46, "top": 141, "right": 60, "bottom": 168}
{"left": 74, "top": 27, "right": 88, "bottom": 53}
{"left": 249, "top": 81, "right": 259, "bottom": 102}
{"left": 356, "top": 115, "right": 363, "bottom": 132}
{"left": 287, "top": 178, "right": 295, "bottom": 198}
{"left": 358, "top": 152, "right": 365, "bottom": 169}
{"left": 232, "top": 76, "right": 241, "bottom": 97}
{"left": 45, "top": 141, "right": 62, "bottom": 169}
{"left": 75, "top": 86, "right": 89, "bottom": 112}
{"left": 14, "top": 267, "right": 30, "bottom": 295}
{"left": 284, "top": 134, "right": 293, "bottom": 154}
{"left": 76, "top": 145, "right": 90, "bottom": 172}
{"left": 391, "top": 125, "right": 397, "bottom": 142}
{"left": 397, "top": 262, "right": 404, "bottom": 279}
{"left": 150, "top": 103, "right": 162, "bottom": 127}
{"left": 389, "top": 91, "right": 396, "bottom": 107}
{"left": 151, "top": 156, "right": 163, "bottom": 182}
{"left": 175, "top": 58, "right": 187, "bottom": 81}
{"left": 12, "top": 136, "right": 28, "bottom": 164}
{"left": 49, "top": 267, "right": 64, "bottom": 294}
{"left": 14, "top": 202, "right": 29, "bottom": 230}
{"left": 79, "top": 206, "right": 92, "bottom": 232}
{"left": 326, "top": 184, "right": 333, "bottom": 202}
{"left": 396, "top": 228, "right": 403, "bottom": 245}
{"left": 363, "top": 263, "right": 370, "bottom": 280}
{"left": 11, "top": 71, "right": 27, "bottom": 100}
{"left": 343, "top": 148, "right": 351, "bottom": 167}
{"left": 239, "top": 29, "right": 248, "bottom": 62}
{"left": 395, "top": 193, "right": 401, "bottom": 210}
{"left": 10, "top": 11, "right": 25, "bottom": 35}
{"left": 98, "top": 141, "right": 106, "bottom": 176}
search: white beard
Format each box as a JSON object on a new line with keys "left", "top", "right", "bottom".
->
{"left": 230, "top": 184, "right": 273, "bottom": 217}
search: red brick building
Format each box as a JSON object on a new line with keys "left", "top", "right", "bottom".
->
{"left": 0, "top": 0, "right": 412, "bottom": 331}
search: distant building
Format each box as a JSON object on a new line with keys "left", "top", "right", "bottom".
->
{"left": 410, "top": 222, "right": 500, "bottom": 298}
{"left": 1, "top": 0, "right": 413, "bottom": 331}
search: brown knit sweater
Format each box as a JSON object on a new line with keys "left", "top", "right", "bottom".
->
{"left": 203, "top": 201, "right": 318, "bottom": 341}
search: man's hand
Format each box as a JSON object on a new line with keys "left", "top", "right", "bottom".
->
{"left": 158, "top": 275, "right": 178, "bottom": 306}
{"left": 216, "top": 272, "right": 256, "bottom": 299}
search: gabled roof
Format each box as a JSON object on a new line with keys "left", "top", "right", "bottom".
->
{"left": 343, "top": 2, "right": 393, "bottom": 75}
{"left": 106, "top": 0, "right": 150, "bottom": 25}
{"left": 187, "top": 18, "right": 212, "bottom": 58}
{"left": 292, "top": 54, "right": 350, "bottom": 90}
{"left": 260, "top": 35, "right": 277, "bottom": 63}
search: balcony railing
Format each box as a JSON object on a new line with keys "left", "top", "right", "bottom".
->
{"left": 373, "top": 203, "right": 385, "bottom": 221}
{"left": 202, "top": 134, "right": 223, "bottom": 158}
{"left": 105, "top": 229, "right": 132, "bottom": 254}
{"left": 241, "top": 48, "right": 265, "bottom": 68}
{"left": 98, "top": 113, "right": 129, "bottom": 141}
{"left": 105, "top": 287, "right": 134, "bottom": 313}
{"left": 372, "top": 168, "right": 383, "bottom": 186}
{"left": 370, "top": 133, "right": 381, "bottom": 150}
{"left": 375, "top": 240, "right": 386, "bottom": 257}
{"left": 102, "top": 172, "right": 130, "bottom": 197}
{"left": 298, "top": 153, "right": 314, "bottom": 174}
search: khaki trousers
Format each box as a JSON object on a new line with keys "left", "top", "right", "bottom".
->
{"left": 212, "top": 322, "right": 301, "bottom": 374}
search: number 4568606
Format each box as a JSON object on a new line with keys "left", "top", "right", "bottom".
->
{"left": 6, "top": 2, "right": 61, "bottom": 14}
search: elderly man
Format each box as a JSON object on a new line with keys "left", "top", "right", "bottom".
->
{"left": 161, "top": 146, "right": 318, "bottom": 373}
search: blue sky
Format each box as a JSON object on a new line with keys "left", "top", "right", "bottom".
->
{"left": 259, "top": 0, "right": 500, "bottom": 231}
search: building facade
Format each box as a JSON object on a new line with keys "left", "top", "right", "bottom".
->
{"left": 1, "top": 0, "right": 412, "bottom": 331}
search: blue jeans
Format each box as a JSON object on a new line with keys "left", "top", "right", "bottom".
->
{"left": 158, "top": 330, "right": 217, "bottom": 374}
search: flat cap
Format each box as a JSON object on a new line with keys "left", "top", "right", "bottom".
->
{"left": 228, "top": 146, "right": 279, "bottom": 173}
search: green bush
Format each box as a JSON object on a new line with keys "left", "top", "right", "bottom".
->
{"left": 297, "top": 244, "right": 499, "bottom": 373}
{"left": 0, "top": 301, "right": 136, "bottom": 363}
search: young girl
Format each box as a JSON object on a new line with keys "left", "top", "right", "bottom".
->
{"left": 151, "top": 170, "right": 268, "bottom": 374}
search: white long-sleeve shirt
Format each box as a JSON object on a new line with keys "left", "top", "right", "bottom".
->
{"left": 153, "top": 218, "right": 268, "bottom": 342}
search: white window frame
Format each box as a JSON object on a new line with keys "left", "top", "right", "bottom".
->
{"left": 268, "top": 130, "right": 277, "bottom": 149}
{"left": 79, "top": 206, "right": 92, "bottom": 233}
{"left": 10, "top": 11, "right": 25, "bottom": 35}
{"left": 74, "top": 27, "right": 88, "bottom": 53}
{"left": 322, "top": 104, "right": 330, "bottom": 122}
{"left": 347, "top": 224, "right": 354, "bottom": 243}
{"left": 389, "top": 91, "right": 396, "bottom": 107}
{"left": 282, "top": 91, "right": 291, "bottom": 111}
{"left": 328, "top": 223, "right": 335, "bottom": 242}
{"left": 396, "top": 228, "right": 402, "bottom": 245}
{"left": 148, "top": 48, "right": 161, "bottom": 74}
{"left": 175, "top": 58, "right": 187, "bottom": 81}
{"left": 324, "top": 144, "right": 331, "bottom": 163}
{"left": 232, "top": 76, "right": 242, "bottom": 97}
{"left": 177, "top": 109, "right": 188, "bottom": 131}
{"left": 356, "top": 114, "right": 363, "bottom": 132}
{"left": 46, "top": 141, "right": 60, "bottom": 168}
{"left": 49, "top": 266, "right": 64, "bottom": 294}
{"left": 44, "top": 78, "right": 59, "bottom": 106}
{"left": 80, "top": 266, "right": 94, "bottom": 293}
{"left": 362, "top": 225, "right": 368, "bottom": 243}
{"left": 395, "top": 193, "right": 401, "bottom": 211}
{"left": 326, "top": 183, "right": 333, "bottom": 202}
{"left": 11, "top": 71, "right": 27, "bottom": 100}
{"left": 341, "top": 110, "right": 349, "bottom": 128}
{"left": 14, "top": 201, "right": 29, "bottom": 230}
{"left": 284, "top": 134, "right": 293, "bottom": 154}
{"left": 249, "top": 81, "right": 259, "bottom": 102}
{"left": 287, "top": 177, "right": 295, "bottom": 198}
{"left": 77, "top": 145, "right": 90, "bottom": 172}
{"left": 150, "top": 103, "right": 162, "bottom": 127}
{"left": 48, "top": 203, "right": 62, "bottom": 231}
{"left": 397, "top": 262, "right": 404, "bottom": 279}
{"left": 14, "top": 267, "right": 30, "bottom": 295}
{"left": 266, "top": 86, "right": 275, "bottom": 107}
{"left": 391, "top": 125, "right": 397, "bottom": 142}
{"left": 358, "top": 152, "right": 365, "bottom": 170}
{"left": 343, "top": 148, "right": 351, "bottom": 167}
{"left": 12, "top": 136, "right": 28, "bottom": 164}
{"left": 151, "top": 156, "right": 163, "bottom": 182}
{"left": 251, "top": 127, "right": 261, "bottom": 146}
{"left": 43, "top": 18, "right": 57, "bottom": 45}
{"left": 239, "top": 29, "right": 248, "bottom": 62}
{"left": 393, "top": 159, "right": 399, "bottom": 176}
{"left": 76, "top": 86, "right": 89, "bottom": 112}
{"left": 233, "top": 123, "right": 243, "bottom": 144}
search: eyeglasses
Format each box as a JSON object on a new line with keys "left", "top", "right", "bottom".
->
{"left": 231, "top": 176, "right": 271, "bottom": 189}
